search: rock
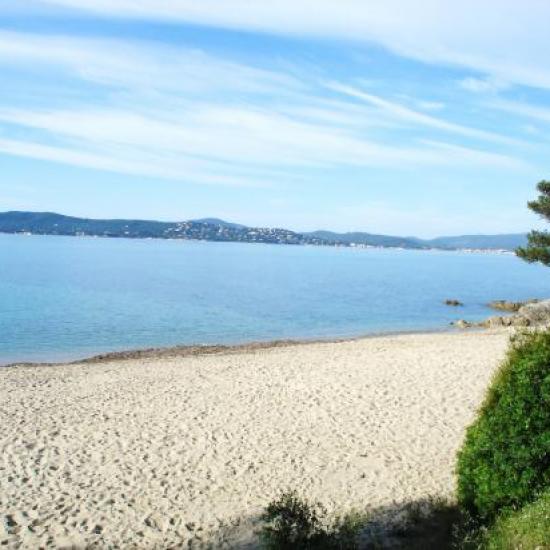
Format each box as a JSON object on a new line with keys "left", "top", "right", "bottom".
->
{"left": 454, "top": 298, "right": 548, "bottom": 331}
{"left": 511, "top": 316, "right": 531, "bottom": 327}
{"left": 485, "top": 317, "right": 510, "bottom": 328}
{"left": 488, "top": 300, "right": 522, "bottom": 312}
{"left": 517, "top": 299, "right": 550, "bottom": 325}
{"left": 488, "top": 299, "right": 539, "bottom": 313}
{"left": 445, "top": 299, "right": 463, "bottom": 307}
{"left": 481, "top": 298, "right": 547, "bottom": 329}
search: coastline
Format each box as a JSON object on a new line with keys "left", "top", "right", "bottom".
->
{"left": 0, "top": 226, "right": 520, "bottom": 254}
{"left": 2, "top": 324, "right": 479, "bottom": 368}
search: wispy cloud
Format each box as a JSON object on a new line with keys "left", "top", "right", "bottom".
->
{"left": 0, "top": 31, "right": 302, "bottom": 97}
{"left": 0, "top": 136, "right": 288, "bottom": 187}
{"left": 459, "top": 77, "right": 509, "bottom": 94}
{"left": 416, "top": 100, "right": 445, "bottom": 112}
{"left": 0, "top": 104, "right": 524, "bottom": 181}
{"left": 26, "top": 0, "right": 550, "bottom": 91}
{"left": 326, "top": 82, "right": 523, "bottom": 146}
{"left": 489, "top": 99, "right": 550, "bottom": 125}
{"left": 0, "top": 30, "right": 532, "bottom": 186}
{"left": 1, "top": 6, "right": 547, "bottom": 234}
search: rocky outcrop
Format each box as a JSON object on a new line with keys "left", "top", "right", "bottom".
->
{"left": 487, "top": 299, "right": 539, "bottom": 312}
{"left": 484, "top": 316, "right": 513, "bottom": 328}
{"left": 454, "top": 319, "right": 473, "bottom": 329}
{"left": 445, "top": 299, "right": 463, "bottom": 307}
{"left": 517, "top": 300, "right": 550, "bottom": 325}
{"left": 453, "top": 299, "right": 550, "bottom": 330}
{"left": 480, "top": 316, "right": 531, "bottom": 328}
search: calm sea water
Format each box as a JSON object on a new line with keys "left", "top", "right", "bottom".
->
{"left": 2, "top": 233, "right": 550, "bottom": 364}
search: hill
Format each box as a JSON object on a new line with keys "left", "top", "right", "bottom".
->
{"left": 0, "top": 211, "right": 527, "bottom": 250}
{"left": 419, "top": 233, "right": 527, "bottom": 250}
{"left": 0, "top": 211, "right": 331, "bottom": 246}
{"left": 304, "top": 229, "right": 527, "bottom": 250}
{"left": 304, "top": 230, "right": 422, "bottom": 249}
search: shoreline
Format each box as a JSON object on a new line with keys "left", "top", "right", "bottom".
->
{"left": 1, "top": 230, "right": 515, "bottom": 254}
{"left": 2, "top": 324, "right": 479, "bottom": 368}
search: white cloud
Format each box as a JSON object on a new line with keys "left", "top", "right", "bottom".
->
{"left": 0, "top": 31, "right": 532, "bottom": 185}
{"left": 0, "top": 136, "right": 278, "bottom": 187}
{"left": 0, "top": 105, "right": 524, "bottom": 180}
{"left": 416, "top": 100, "right": 445, "bottom": 112}
{"left": 0, "top": 31, "right": 301, "bottom": 96}
{"left": 326, "top": 82, "right": 523, "bottom": 146}
{"left": 30, "top": 0, "right": 550, "bottom": 90}
{"left": 459, "top": 77, "right": 509, "bottom": 94}
{"left": 489, "top": 99, "right": 550, "bottom": 124}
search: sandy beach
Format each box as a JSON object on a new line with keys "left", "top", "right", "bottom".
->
{"left": 0, "top": 329, "right": 510, "bottom": 548}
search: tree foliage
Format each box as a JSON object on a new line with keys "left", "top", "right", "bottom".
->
{"left": 516, "top": 180, "right": 550, "bottom": 265}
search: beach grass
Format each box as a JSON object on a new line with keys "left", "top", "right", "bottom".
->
{"left": 479, "top": 489, "right": 550, "bottom": 549}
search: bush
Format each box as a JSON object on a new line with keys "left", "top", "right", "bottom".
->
{"left": 481, "top": 488, "right": 550, "bottom": 549}
{"left": 259, "top": 491, "right": 363, "bottom": 549}
{"left": 456, "top": 488, "right": 550, "bottom": 550}
{"left": 456, "top": 330, "right": 550, "bottom": 521}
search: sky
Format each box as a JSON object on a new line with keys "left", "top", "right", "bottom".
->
{"left": 1, "top": 1, "right": 550, "bottom": 237}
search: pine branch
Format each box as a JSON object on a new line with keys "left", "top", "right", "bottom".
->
{"left": 516, "top": 245, "right": 550, "bottom": 266}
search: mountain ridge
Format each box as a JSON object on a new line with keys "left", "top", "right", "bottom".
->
{"left": 0, "top": 211, "right": 527, "bottom": 251}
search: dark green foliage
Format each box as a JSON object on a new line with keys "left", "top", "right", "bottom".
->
{"left": 456, "top": 330, "right": 550, "bottom": 521}
{"left": 517, "top": 180, "right": 550, "bottom": 265}
{"left": 388, "top": 498, "right": 460, "bottom": 550}
{"left": 259, "top": 491, "right": 362, "bottom": 549}
{"left": 528, "top": 181, "right": 550, "bottom": 217}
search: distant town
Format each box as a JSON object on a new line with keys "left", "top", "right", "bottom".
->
{"left": 164, "top": 221, "right": 334, "bottom": 246}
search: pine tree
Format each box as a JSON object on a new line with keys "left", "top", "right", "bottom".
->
{"left": 516, "top": 180, "right": 550, "bottom": 266}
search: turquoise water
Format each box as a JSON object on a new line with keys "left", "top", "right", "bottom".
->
{"left": 2, "top": 233, "right": 550, "bottom": 365}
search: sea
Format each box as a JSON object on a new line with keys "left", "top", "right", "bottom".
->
{"left": 2, "top": 233, "right": 550, "bottom": 365}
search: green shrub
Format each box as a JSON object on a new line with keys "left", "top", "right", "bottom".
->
{"left": 482, "top": 488, "right": 550, "bottom": 549}
{"left": 258, "top": 491, "right": 363, "bottom": 549}
{"left": 457, "top": 330, "right": 550, "bottom": 521}
{"left": 456, "top": 489, "right": 550, "bottom": 549}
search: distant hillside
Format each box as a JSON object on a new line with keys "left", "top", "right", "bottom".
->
{"left": 191, "top": 218, "right": 246, "bottom": 229}
{"left": 419, "top": 234, "right": 528, "bottom": 250}
{"left": 0, "top": 211, "right": 174, "bottom": 238}
{"left": 304, "top": 229, "right": 527, "bottom": 250}
{"left": 304, "top": 230, "right": 422, "bottom": 249}
{"left": 0, "top": 211, "right": 333, "bottom": 246}
{"left": 0, "top": 211, "right": 527, "bottom": 251}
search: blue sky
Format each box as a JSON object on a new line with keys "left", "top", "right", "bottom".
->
{"left": 1, "top": 1, "right": 550, "bottom": 237}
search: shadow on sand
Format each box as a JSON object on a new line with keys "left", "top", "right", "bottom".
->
{"left": 183, "top": 496, "right": 461, "bottom": 549}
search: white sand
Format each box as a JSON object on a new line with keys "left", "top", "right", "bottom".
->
{"left": 0, "top": 330, "right": 510, "bottom": 549}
